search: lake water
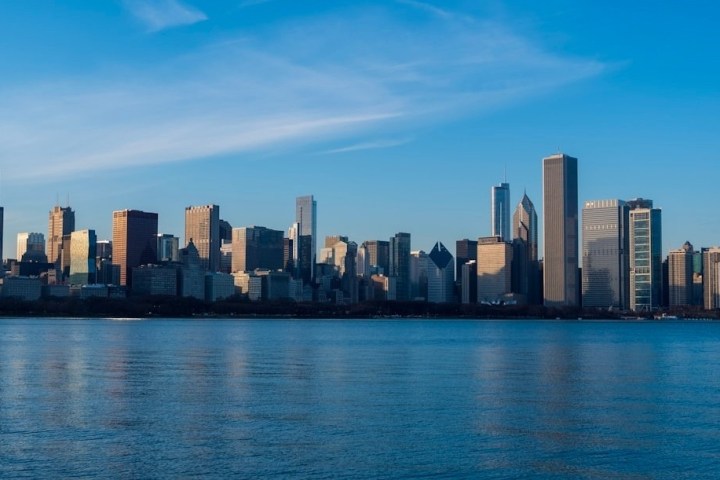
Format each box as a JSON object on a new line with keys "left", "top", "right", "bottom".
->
{"left": 1, "top": 318, "right": 719, "bottom": 479}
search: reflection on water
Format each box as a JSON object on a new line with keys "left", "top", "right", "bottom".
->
{"left": 1, "top": 318, "right": 720, "bottom": 478}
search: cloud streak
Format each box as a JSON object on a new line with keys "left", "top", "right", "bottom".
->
{"left": 0, "top": 5, "right": 606, "bottom": 182}
{"left": 123, "top": 0, "right": 207, "bottom": 31}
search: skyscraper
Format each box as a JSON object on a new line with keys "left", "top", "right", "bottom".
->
{"left": 69, "top": 229, "right": 97, "bottom": 285}
{"left": 185, "top": 204, "right": 220, "bottom": 272}
{"left": 703, "top": 247, "right": 720, "bottom": 310}
{"left": 389, "top": 232, "right": 411, "bottom": 301}
{"left": 427, "top": 242, "right": 454, "bottom": 303}
{"left": 581, "top": 199, "right": 629, "bottom": 309}
{"left": 543, "top": 153, "right": 579, "bottom": 307}
{"left": 17, "top": 232, "right": 45, "bottom": 260}
{"left": 668, "top": 241, "right": 694, "bottom": 307}
{"left": 455, "top": 239, "right": 477, "bottom": 282}
{"left": 112, "top": 210, "right": 158, "bottom": 288}
{"left": 511, "top": 192, "right": 539, "bottom": 303}
{"left": 48, "top": 205, "right": 75, "bottom": 265}
{"left": 628, "top": 199, "right": 662, "bottom": 311}
{"left": 491, "top": 182, "right": 511, "bottom": 241}
{"left": 296, "top": 195, "right": 317, "bottom": 281}
{"left": 477, "top": 236, "right": 513, "bottom": 303}
{"left": 363, "top": 240, "right": 390, "bottom": 276}
{"left": 231, "top": 226, "right": 284, "bottom": 273}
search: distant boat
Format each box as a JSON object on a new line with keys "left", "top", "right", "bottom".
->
{"left": 654, "top": 313, "right": 680, "bottom": 320}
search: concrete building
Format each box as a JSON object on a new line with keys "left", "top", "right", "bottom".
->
{"left": 581, "top": 199, "right": 629, "bottom": 309}
{"left": 47, "top": 205, "right": 75, "bottom": 266}
{"left": 512, "top": 193, "right": 540, "bottom": 304}
{"left": 427, "top": 242, "right": 454, "bottom": 303}
{"left": 112, "top": 209, "right": 158, "bottom": 288}
{"left": 185, "top": 204, "right": 220, "bottom": 272}
{"left": 477, "top": 236, "right": 513, "bottom": 303}
{"left": 668, "top": 241, "right": 694, "bottom": 307}
{"left": 628, "top": 199, "right": 663, "bottom": 311}
{"left": 390, "top": 232, "right": 411, "bottom": 301}
{"left": 491, "top": 182, "right": 511, "bottom": 241}
{"left": 232, "top": 226, "right": 284, "bottom": 273}
{"left": 543, "top": 153, "right": 579, "bottom": 307}
{"left": 69, "top": 229, "right": 97, "bottom": 285}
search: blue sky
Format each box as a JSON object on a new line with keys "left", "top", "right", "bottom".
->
{"left": 1, "top": 0, "right": 718, "bottom": 259}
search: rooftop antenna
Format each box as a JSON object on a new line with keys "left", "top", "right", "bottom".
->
{"left": 504, "top": 163, "right": 507, "bottom": 183}
{"left": 66, "top": 193, "right": 70, "bottom": 208}
{"left": 56, "top": 192, "right": 60, "bottom": 207}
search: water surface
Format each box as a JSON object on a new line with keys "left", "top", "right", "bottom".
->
{"left": 1, "top": 318, "right": 719, "bottom": 478}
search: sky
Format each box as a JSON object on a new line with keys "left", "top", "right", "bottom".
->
{"left": 1, "top": 0, "right": 719, "bottom": 259}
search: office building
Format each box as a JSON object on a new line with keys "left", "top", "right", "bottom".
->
{"left": 427, "top": 242, "right": 454, "bottom": 303}
{"left": 461, "top": 260, "right": 477, "bottom": 304}
{"left": 17, "top": 232, "right": 45, "bottom": 260}
{"left": 668, "top": 241, "right": 694, "bottom": 307}
{"left": 178, "top": 240, "right": 205, "bottom": 299}
{"left": 390, "top": 232, "right": 411, "bottom": 301}
{"left": 48, "top": 205, "right": 75, "bottom": 265}
{"left": 363, "top": 240, "right": 390, "bottom": 276}
{"left": 231, "top": 226, "right": 284, "bottom": 273}
{"left": 410, "top": 250, "right": 429, "bottom": 300}
{"left": 703, "top": 248, "right": 720, "bottom": 310}
{"left": 456, "top": 239, "right": 477, "bottom": 282}
{"left": 157, "top": 234, "right": 179, "bottom": 263}
{"left": 69, "top": 229, "right": 97, "bottom": 285}
{"left": 112, "top": 209, "right": 159, "bottom": 288}
{"left": 581, "top": 199, "right": 629, "bottom": 309}
{"left": 132, "top": 265, "right": 177, "bottom": 296}
{"left": 512, "top": 193, "right": 539, "bottom": 303}
{"left": 185, "top": 204, "right": 220, "bottom": 272}
{"left": 628, "top": 199, "right": 663, "bottom": 311}
{"left": 296, "top": 195, "right": 317, "bottom": 280}
{"left": 477, "top": 236, "right": 513, "bottom": 303}
{"left": 491, "top": 182, "right": 511, "bottom": 241}
{"left": 543, "top": 153, "right": 579, "bottom": 307}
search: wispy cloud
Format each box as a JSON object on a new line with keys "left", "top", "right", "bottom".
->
{"left": 0, "top": 5, "right": 606, "bottom": 182}
{"left": 123, "top": 0, "right": 207, "bottom": 31}
{"left": 319, "top": 138, "right": 413, "bottom": 155}
{"left": 396, "top": 0, "right": 453, "bottom": 19}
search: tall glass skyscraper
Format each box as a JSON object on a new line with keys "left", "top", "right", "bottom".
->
{"left": 543, "top": 153, "right": 579, "bottom": 307}
{"left": 581, "top": 199, "right": 629, "bottom": 309}
{"left": 628, "top": 199, "right": 662, "bottom": 311}
{"left": 491, "top": 182, "right": 511, "bottom": 241}
{"left": 390, "top": 232, "right": 411, "bottom": 301}
{"left": 512, "top": 192, "right": 539, "bottom": 304}
{"left": 69, "top": 229, "right": 97, "bottom": 285}
{"left": 296, "top": 195, "right": 317, "bottom": 282}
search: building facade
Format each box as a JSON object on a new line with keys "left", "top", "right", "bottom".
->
{"left": 491, "top": 182, "right": 511, "bottom": 241}
{"left": 48, "top": 205, "right": 75, "bottom": 265}
{"left": 390, "top": 232, "right": 411, "bottom": 301}
{"left": 69, "top": 229, "right": 97, "bottom": 285}
{"left": 296, "top": 195, "right": 317, "bottom": 281}
{"left": 427, "top": 242, "right": 454, "bottom": 303}
{"left": 112, "top": 209, "right": 159, "bottom": 288}
{"left": 703, "top": 247, "right": 720, "bottom": 310}
{"left": 512, "top": 193, "right": 539, "bottom": 304}
{"left": 477, "top": 236, "right": 513, "bottom": 303}
{"left": 184, "top": 204, "right": 220, "bottom": 272}
{"left": 668, "top": 241, "right": 694, "bottom": 307}
{"left": 628, "top": 199, "right": 663, "bottom": 311}
{"left": 543, "top": 153, "right": 579, "bottom": 307}
{"left": 231, "top": 226, "right": 284, "bottom": 273}
{"left": 581, "top": 199, "right": 629, "bottom": 309}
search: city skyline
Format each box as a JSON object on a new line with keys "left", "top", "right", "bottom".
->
{"left": 0, "top": 2, "right": 718, "bottom": 259}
